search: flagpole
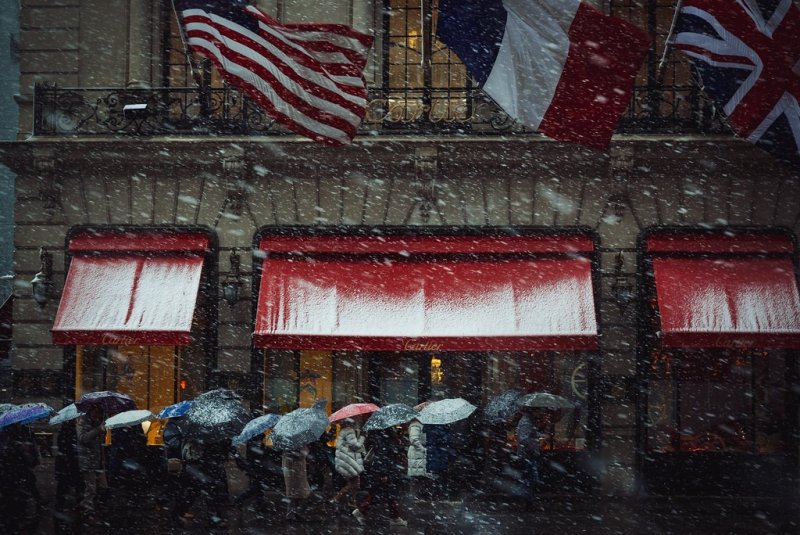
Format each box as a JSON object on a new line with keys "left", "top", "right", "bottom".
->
{"left": 169, "top": 0, "right": 203, "bottom": 85}
{"left": 656, "top": 0, "right": 683, "bottom": 82}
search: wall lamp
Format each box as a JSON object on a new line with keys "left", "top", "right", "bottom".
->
{"left": 221, "top": 248, "right": 244, "bottom": 307}
{"left": 611, "top": 251, "right": 635, "bottom": 313}
{"left": 31, "top": 247, "right": 54, "bottom": 307}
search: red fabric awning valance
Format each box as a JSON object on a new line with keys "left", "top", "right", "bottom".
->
{"left": 254, "top": 233, "right": 598, "bottom": 351}
{"left": 650, "top": 232, "right": 800, "bottom": 348}
{"left": 52, "top": 254, "right": 204, "bottom": 346}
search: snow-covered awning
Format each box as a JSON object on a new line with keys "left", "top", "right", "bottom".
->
{"left": 648, "top": 231, "right": 800, "bottom": 348}
{"left": 52, "top": 231, "right": 209, "bottom": 346}
{"left": 254, "top": 231, "right": 598, "bottom": 351}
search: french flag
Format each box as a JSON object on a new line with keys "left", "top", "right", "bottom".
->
{"left": 437, "top": 0, "right": 652, "bottom": 150}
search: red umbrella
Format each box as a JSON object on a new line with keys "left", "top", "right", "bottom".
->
{"left": 329, "top": 403, "right": 379, "bottom": 424}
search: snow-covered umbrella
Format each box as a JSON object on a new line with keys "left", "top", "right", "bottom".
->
{"left": 157, "top": 400, "right": 194, "bottom": 419}
{"left": 517, "top": 392, "right": 574, "bottom": 410}
{"left": 483, "top": 389, "right": 525, "bottom": 424}
{"left": 328, "top": 402, "right": 379, "bottom": 424}
{"left": 179, "top": 388, "right": 249, "bottom": 441}
{"left": 363, "top": 403, "right": 418, "bottom": 431}
{"left": 417, "top": 398, "right": 477, "bottom": 425}
{"left": 75, "top": 391, "right": 136, "bottom": 416}
{"left": 271, "top": 400, "right": 329, "bottom": 451}
{"left": 232, "top": 413, "right": 281, "bottom": 446}
{"left": 0, "top": 403, "right": 15, "bottom": 414}
{"left": 0, "top": 403, "right": 55, "bottom": 429}
{"left": 105, "top": 409, "right": 156, "bottom": 430}
{"left": 49, "top": 403, "right": 84, "bottom": 426}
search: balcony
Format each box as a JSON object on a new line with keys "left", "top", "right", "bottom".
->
{"left": 32, "top": 82, "right": 728, "bottom": 138}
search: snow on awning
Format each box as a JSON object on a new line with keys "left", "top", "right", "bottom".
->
{"left": 254, "top": 232, "right": 598, "bottom": 351}
{"left": 52, "top": 232, "right": 208, "bottom": 346}
{"left": 648, "top": 232, "right": 800, "bottom": 349}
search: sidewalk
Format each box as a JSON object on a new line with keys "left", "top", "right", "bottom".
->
{"left": 26, "top": 456, "right": 800, "bottom": 534}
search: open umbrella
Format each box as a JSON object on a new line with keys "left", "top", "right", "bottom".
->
{"left": 484, "top": 389, "right": 525, "bottom": 424}
{"left": 179, "top": 388, "right": 249, "bottom": 441}
{"left": 49, "top": 403, "right": 84, "bottom": 426}
{"left": 517, "top": 392, "right": 574, "bottom": 410}
{"left": 75, "top": 391, "right": 136, "bottom": 416}
{"left": 232, "top": 413, "right": 281, "bottom": 446}
{"left": 271, "top": 400, "right": 329, "bottom": 451}
{"left": 363, "top": 403, "right": 418, "bottom": 431}
{"left": 0, "top": 403, "right": 15, "bottom": 414}
{"left": 0, "top": 403, "right": 55, "bottom": 429}
{"left": 157, "top": 400, "right": 194, "bottom": 419}
{"left": 328, "top": 402, "right": 379, "bottom": 424}
{"left": 417, "top": 398, "right": 477, "bottom": 425}
{"left": 105, "top": 409, "right": 156, "bottom": 430}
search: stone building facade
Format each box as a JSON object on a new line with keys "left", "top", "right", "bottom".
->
{"left": 1, "top": 0, "right": 799, "bottom": 497}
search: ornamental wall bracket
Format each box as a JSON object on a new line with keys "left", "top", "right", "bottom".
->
{"left": 414, "top": 147, "right": 439, "bottom": 224}
{"left": 222, "top": 156, "right": 248, "bottom": 217}
{"left": 33, "top": 153, "right": 61, "bottom": 220}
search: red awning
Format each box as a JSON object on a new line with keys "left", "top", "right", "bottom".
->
{"left": 52, "top": 232, "right": 208, "bottom": 346}
{"left": 651, "top": 235, "right": 800, "bottom": 348}
{"left": 254, "top": 233, "right": 598, "bottom": 351}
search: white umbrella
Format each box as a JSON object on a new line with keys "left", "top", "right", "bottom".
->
{"left": 105, "top": 409, "right": 156, "bottom": 430}
{"left": 49, "top": 403, "right": 84, "bottom": 425}
{"left": 417, "top": 398, "right": 477, "bottom": 425}
{"left": 517, "top": 392, "right": 574, "bottom": 410}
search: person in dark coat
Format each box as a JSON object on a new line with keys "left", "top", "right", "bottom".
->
{"left": 173, "top": 438, "right": 230, "bottom": 528}
{"left": 352, "top": 426, "right": 407, "bottom": 526}
{"left": 424, "top": 423, "right": 453, "bottom": 498}
{"left": 0, "top": 423, "right": 41, "bottom": 532}
{"left": 106, "top": 425, "right": 155, "bottom": 531}
{"left": 77, "top": 405, "right": 106, "bottom": 521}
{"left": 233, "top": 433, "right": 283, "bottom": 509}
{"left": 54, "top": 419, "right": 83, "bottom": 510}
{"left": 515, "top": 407, "right": 543, "bottom": 500}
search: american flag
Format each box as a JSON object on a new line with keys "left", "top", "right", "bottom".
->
{"left": 177, "top": 0, "right": 373, "bottom": 145}
{"left": 672, "top": 0, "right": 800, "bottom": 166}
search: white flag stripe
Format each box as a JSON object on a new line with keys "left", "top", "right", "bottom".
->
{"left": 188, "top": 38, "right": 352, "bottom": 144}
{"left": 186, "top": 16, "right": 367, "bottom": 108}
{"left": 187, "top": 32, "right": 362, "bottom": 131}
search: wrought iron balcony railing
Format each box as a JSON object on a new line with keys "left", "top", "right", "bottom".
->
{"left": 32, "top": 83, "right": 728, "bottom": 138}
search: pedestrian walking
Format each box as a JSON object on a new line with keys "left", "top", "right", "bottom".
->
{"left": 77, "top": 405, "right": 107, "bottom": 523}
{"left": 331, "top": 417, "right": 366, "bottom": 516}
{"left": 354, "top": 426, "right": 408, "bottom": 526}
{"left": 54, "top": 418, "right": 83, "bottom": 510}
{"left": 106, "top": 425, "right": 154, "bottom": 531}
{"left": 0, "top": 423, "right": 41, "bottom": 532}
{"left": 515, "top": 407, "right": 544, "bottom": 501}
{"left": 282, "top": 445, "right": 312, "bottom": 521}
{"left": 424, "top": 423, "right": 453, "bottom": 498}
{"left": 234, "top": 432, "right": 283, "bottom": 509}
{"left": 173, "top": 438, "right": 230, "bottom": 528}
{"left": 407, "top": 417, "right": 429, "bottom": 496}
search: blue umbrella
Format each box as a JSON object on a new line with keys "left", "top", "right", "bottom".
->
{"left": 0, "top": 403, "right": 55, "bottom": 429}
{"left": 157, "top": 400, "right": 194, "bottom": 419}
{"left": 232, "top": 413, "right": 281, "bottom": 446}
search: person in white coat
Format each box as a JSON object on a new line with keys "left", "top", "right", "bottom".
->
{"left": 331, "top": 417, "right": 366, "bottom": 519}
{"left": 407, "top": 418, "right": 428, "bottom": 478}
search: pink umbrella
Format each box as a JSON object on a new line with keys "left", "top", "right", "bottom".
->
{"left": 329, "top": 403, "right": 379, "bottom": 424}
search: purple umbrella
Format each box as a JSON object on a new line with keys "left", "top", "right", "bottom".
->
{"left": 75, "top": 391, "right": 136, "bottom": 416}
{"left": 0, "top": 403, "right": 55, "bottom": 429}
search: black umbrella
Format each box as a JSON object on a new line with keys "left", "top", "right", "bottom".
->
{"left": 363, "top": 403, "right": 418, "bottom": 431}
{"left": 75, "top": 391, "right": 136, "bottom": 416}
{"left": 483, "top": 389, "right": 525, "bottom": 424}
{"left": 178, "top": 388, "right": 249, "bottom": 442}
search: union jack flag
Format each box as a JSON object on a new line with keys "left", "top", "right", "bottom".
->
{"left": 672, "top": 0, "right": 800, "bottom": 166}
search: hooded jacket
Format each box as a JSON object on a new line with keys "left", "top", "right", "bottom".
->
{"left": 334, "top": 424, "right": 365, "bottom": 478}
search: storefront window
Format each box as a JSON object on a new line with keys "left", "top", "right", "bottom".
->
{"left": 75, "top": 344, "right": 198, "bottom": 412}
{"left": 484, "top": 351, "right": 590, "bottom": 451}
{"left": 646, "top": 349, "right": 788, "bottom": 454}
